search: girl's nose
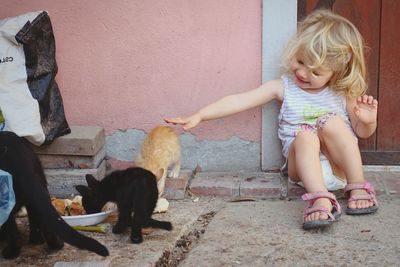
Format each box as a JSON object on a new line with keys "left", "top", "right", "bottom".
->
{"left": 297, "top": 69, "right": 307, "bottom": 79}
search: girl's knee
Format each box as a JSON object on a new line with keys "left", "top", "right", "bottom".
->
{"left": 293, "top": 131, "right": 319, "bottom": 148}
{"left": 317, "top": 113, "right": 345, "bottom": 136}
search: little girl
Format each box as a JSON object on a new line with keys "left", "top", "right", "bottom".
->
{"left": 165, "top": 9, "right": 378, "bottom": 229}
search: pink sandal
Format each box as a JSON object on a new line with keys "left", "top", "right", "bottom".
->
{"left": 344, "top": 181, "right": 378, "bottom": 215}
{"left": 302, "top": 191, "right": 341, "bottom": 230}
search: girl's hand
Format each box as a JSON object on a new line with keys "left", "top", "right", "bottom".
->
{"left": 353, "top": 95, "right": 378, "bottom": 125}
{"left": 164, "top": 114, "right": 202, "bottom": 131}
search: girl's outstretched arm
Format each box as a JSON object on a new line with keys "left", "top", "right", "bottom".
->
{"left": 165, "top": 79, "right": 283, "bottom": 130}
{"left": 347, "top": 95, "right": 378, "bottom": 138}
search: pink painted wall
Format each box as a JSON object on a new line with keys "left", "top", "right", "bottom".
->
{"left": 1, "top": 1, "right": 262, "bottom": 142}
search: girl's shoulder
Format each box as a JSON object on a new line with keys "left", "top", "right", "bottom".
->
{"left": 280, "top": 75, "right": 302, "bottom": 97}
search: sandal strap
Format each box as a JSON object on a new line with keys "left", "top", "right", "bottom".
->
{"left": 302, "top": 191, "right": 336, "bottom": 201}
{"left": 344, "top": 181, "right": 378, "bottom": 205}
{"left": 344, "top": 181, "right": 375, "bottom": 194}
{"left": 348, "top": 194, "right": 377, "bottom": 203}
{"left": 303, "top": 206, "right": 334, "bottom": 220}
{"left": 301, "top": 191, "right": 341, "bottom": 214}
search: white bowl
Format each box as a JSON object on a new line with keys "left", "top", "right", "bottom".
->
{"left": 62, "top": 211, "right": 111, "bottom": 226}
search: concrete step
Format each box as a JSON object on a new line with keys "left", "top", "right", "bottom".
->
{"left": 187, "top": 171, "right": 400, "bottom": 199}
{"left": 39, "top": 147, "right": 105, "bottom": 169}
{"left": 32, "top": 126, "right": 107, "bottom": 197}
{"left": 34, "top": 126, "right": 105, "bottom": 156}
{"left": 46, "top": 160, "right": 106, "bottom": 198}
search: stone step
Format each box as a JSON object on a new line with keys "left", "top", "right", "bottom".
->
{"left": 34, "top": 126, "right": 105, "bottom": 156}
{"left": 189, "top": 172, "right": 283, "bottom": 198}
{"left": 39, "top": 147, "right": 105, "bottom": 169}
{"left": 187, "top": 171, "right": 399, "bottom": 199}
{"left": 46, "top": 160, "right": 106, "bottom": 198}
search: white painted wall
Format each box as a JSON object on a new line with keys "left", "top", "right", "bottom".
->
{"left": 262, "top": 0, "right": 297, "bottom": 170}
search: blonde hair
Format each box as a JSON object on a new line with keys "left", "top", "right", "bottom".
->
{"left": 282, "top": 9, "right": 367, "bottom": 98}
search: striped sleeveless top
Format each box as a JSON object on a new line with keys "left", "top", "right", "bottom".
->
{"left": 278, "top": 76, "right": 353, "bottom": 159}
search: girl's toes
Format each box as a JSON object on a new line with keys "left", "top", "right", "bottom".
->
{"left": 348, "top": 200, "right": 356, "bottom": 209}
{"left": 317, "top": 211, "right": 328, "bottom": 221}
{"left": 357, "top": 200, "right": 367, "bottom": 209}
{"left": 363, "top": 199, "right": 372, "bottom": 208}
{"left": 357, "top": 200, "right": 365, "bottom": 209}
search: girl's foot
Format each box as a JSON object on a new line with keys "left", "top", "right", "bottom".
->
{"left": 347, "top": 189, "right": 375, "bottom": 209}
{"left": 302, "top": 192, "right": 342, "bottom": 230}
{"left": 304, "top": 198, "right": 332, "bottom": 222}
{"left": 344, "top": 182, "right": 378, "bottom": 215}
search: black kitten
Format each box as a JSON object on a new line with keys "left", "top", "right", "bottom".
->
{"left": 0, "top": 131, "right": 109, "bottom": 259}
{"left": 76, "top": 167, "right": 172, "bottom": 243}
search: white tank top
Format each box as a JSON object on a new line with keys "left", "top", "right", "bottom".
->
{"left": 278, "top": 76, "right": 353, "bottom": 158}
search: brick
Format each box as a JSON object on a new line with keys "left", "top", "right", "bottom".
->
{"left": 34, "top": 126, "right": 105, "bottom": 156}
{"left": 38, "top": 147, "right": 105, "bottom": 169}
{"left": 107, "top": 158, "right": 134, "bottom": 170}
{"left": 46, "top": 160, "right": 106, "bottom": 198}
{"left": 239, "top": 174, "right": 281, "bottom": 198}
{"left": 190, "top": 172, "right": 241, "bottom": 197}
{"left": 287, "top": 184, "right": 306, "bottom": 198}
{"left": 163, "top": 170, "right": 192, "bottom": 200}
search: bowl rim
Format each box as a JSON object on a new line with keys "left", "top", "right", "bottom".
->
{"left": 61, "top": 210, "right": 112, "bottom": 220}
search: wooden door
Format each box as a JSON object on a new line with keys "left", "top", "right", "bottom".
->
{"left": 298, "top": 0, "right": 400, "bottom": 165}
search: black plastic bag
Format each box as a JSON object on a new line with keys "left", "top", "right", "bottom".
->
{"left": 0, "top": 11, "right": 70, "bottom": 145}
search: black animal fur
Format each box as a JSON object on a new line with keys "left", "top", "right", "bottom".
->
{"left": 76, "top": 168, "right": 172, "bottom": 243}
{"left": 0, "top": 131, "right": 109, "bottom": 259}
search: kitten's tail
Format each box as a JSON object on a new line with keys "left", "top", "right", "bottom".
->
{"left": 24, "top": 181, "right": 109, "bottom": 256}
{"left": 149, "top": 218, "right": 173, "bottom": 231}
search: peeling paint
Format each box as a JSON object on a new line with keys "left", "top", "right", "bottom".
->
{"left": 106, "top": 129, "right": 260, "bottom": 171}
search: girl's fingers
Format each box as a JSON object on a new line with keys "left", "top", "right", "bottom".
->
{"left": 362, "top": 95, "right": 368, "bottom": 103}
{"left": 164, "top": 118, "right": 185, "bottom": 125}
{"left": 358, "top": 95, "right": 378, "bottom": 107}
{"left": 182, "top": 122, "right": 196, "bottom": 131}
{"left": 368, "top": 95, "right": 374, "bottom": 104}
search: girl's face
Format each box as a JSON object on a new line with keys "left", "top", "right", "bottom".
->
{"left": 290, "top": 53, "right": 334, "bottom": 92}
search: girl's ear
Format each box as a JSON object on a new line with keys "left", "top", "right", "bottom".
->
{"left": 85, "top": 174, "right": 99, "bottom": 188}
{"left": 75, "top": 185, "right": 90, "bottom": 196}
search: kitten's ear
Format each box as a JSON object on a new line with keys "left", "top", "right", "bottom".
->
{"left": 85, "top": 174, "right": 100, "bottom": 188}
{"left": 75, "top": 185, "right": 90, "bottom": 196}
{"left": 155, "top": 168, "right": 164, "bottom": 181}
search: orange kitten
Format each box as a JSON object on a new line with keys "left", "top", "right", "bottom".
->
{"left": 136, "top": 126, "right": 181, "bottom": 199}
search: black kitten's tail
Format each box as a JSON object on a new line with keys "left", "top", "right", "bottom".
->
{"left": 149, "top": 218, "right": 173, "bottom": 231}
{"left": 24, "top": 181, "right": 109, "bottom": 256}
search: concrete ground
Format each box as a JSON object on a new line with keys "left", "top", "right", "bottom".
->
{"left": 1, "top": 170, "right": 399, "bottom": 267}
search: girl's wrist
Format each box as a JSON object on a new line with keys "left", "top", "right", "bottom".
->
{"left": 195, "top": 112, "right": 203, "bottom": 122}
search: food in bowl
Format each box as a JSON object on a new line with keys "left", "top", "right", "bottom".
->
{"left": 51, "top": 196, "right": 114, "bottom": 226}
{"left": 51, "top": 195, "right": 86, "bottom": 216}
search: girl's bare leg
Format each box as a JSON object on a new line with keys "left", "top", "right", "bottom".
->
{"left": 288, "top": 131, "right": 331, "bottom": 221}
{"left": 318, "top": 115, "right": 373, "bottom": 209}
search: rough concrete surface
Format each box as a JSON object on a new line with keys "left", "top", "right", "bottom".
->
{"left": 0, "top": 199, "right": 215, "bottom": 267}
{"left": 1, "top": 195, "right": 398, "bottom": 267}
{"left": 180, "top": 196, "right": 400, "bottom": 267}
